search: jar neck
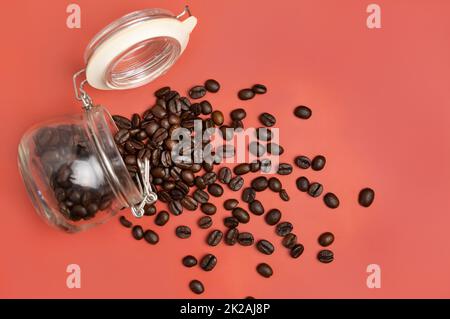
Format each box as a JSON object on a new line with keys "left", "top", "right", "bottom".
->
{"left": 84, "top": 106, "right": 142, "bottom": 208}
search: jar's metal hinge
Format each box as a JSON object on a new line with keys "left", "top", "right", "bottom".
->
{"left": 73, "top": 69, "right": 93, "bottom": 111}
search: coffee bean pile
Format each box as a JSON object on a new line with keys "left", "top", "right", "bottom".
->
{"left": 33, "top": 125, "right": 115, "bottom": 222}
{"left": 113, "top": 79, "right": 375, "bottom": 296}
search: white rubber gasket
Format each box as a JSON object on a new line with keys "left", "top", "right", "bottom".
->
{"left": 86, "top": 16, "right": 197, "bottom": 90}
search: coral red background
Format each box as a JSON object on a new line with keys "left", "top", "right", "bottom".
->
{"left": 1, "top": 0, "right": 450, "bottom": 298}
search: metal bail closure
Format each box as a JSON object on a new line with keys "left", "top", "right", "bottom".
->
{"left": 131, "top": 158, "right": 158, "bottom": 218}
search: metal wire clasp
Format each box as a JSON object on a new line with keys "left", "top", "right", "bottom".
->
{"left": 131, "top": 158, "right": 158, "bottom": 218}
{"left": 176, "top": 5, "right": 192, "bottom": 19}
{"left": 73, "top": 69, "right": 93, "bottom": 111}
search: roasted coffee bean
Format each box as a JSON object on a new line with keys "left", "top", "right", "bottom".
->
{"left": 225, "top": 228, "right": 239, "bottom": 245}
{"left": 168, "top": 200, "right": 183, "bottom": 216}
{"left": 193, "top": 189, "right": 209, "bottom": 204}
{"left": 294, "top": 105, "right": 312, "bottom": 119}
{"left": 249, "top": 200, "right": 265, "bottom": 216}
{"left": 119, "top": 216, "right": 132, "bottom": 228}
{"left": 251, "top": 176, "right": 268, "bottom": 191}
{"left": 124, "top": 154, "right": 137, "bottom": 166}
{"left": 268, "top": 177, "right": 282, "bottom": 192}
{"left": 151, "top": 104, "right": 167, "bottom": 119}
{"left": 204, "top": 79, "right": 220, "bottom": 93}
{"left": 279, "top": 189, "right": 290, "bottom": 201}
{"left": 219, "top": 125, "right": 234, "bottom": 141}
{"left": 189, "top": 86, "right": 207, "bottom": 99}
{"left": 294, "top": 155, "right": 311, "bottom": 169}
{"left": 207, "top": 183, "right": 224, "bottom": 197}
{"left": 260, "top": 159, "right": 272, "bottom": 173}
{"left": 242, "top": 187, "right": 256, "bottom": 203}
{"left": 144, "top": 121, "right": 160, "bottom": 136}
{"left": 230, "top": 108, "right": 247, "bottom": 121}
{"left": 290, "top": 243, "right": 304, "bottom": 258}
{"left": 249, "top": 141, "right": 266, "bottom": 157}
{"left": 200, "top": 254, "right": 217, "bottom": 271}
{"left": 358, "top": 188, "right": 375, "bottom": 207}
{"left": 144, "top": 204, "right": 157, "bottom": 216}
{"left": 224, "top": 216, "right": 239, "bottom": 228}
{"left": 189, "top": 280, "right": 204, "bottom": 294}
{"left": 198, "top": 216, "right": 213, "bottom": 229}
{"left": 296, "top": 176, "right": 310, "bottom": 192}
{"left": 267, "top": 143, "right": 284, "bottom": 156}
{"left": 275, "top": 222, "right": 293, "bottom": 236}
{"left": 182, "top": 255, "right": 198, "bottom": 267}
{"left": 131, "top": 113, "right": 141, "bottom": 128}
{"left": 71, "top": 205, "right": 88, "bottom": 219}
{"left": 203, "top": 162, "right": 214, "bottom": 172}
{"left": 194, "top": 176, "right": 206, "bottom": 190}
{"left": 228, "top": 176, "right": 244, "bottom": 191}
{"left": 112, "top": 115, "right": 132, "bottom": 129}
{"left": 144, "top": 229, "right": 159, "bottom": 245}
{"left": 282, "top": 233, "right": 298, "bottom": 249}
{"left": 207, "top": 229, "right": 223, "bottom": 246}
{"left": 169, "top": 187, "right": 184, "bottom": 200}
{"left": 203, "top": 172, "right": 217, "bottom": 185}
{"left": 224, "top": 199, "right": 239, "bottom": 211}
{"left": 277, "top": 163, "right": 293, "bottom": 175}
{"left": 152, "top": 127, "right": 168, "bottom": 144}
{"left": 318, "top": 232, "right": 335, "bottom": 247}
{"left": 168, "top": 98, "right": 182, "bottom": 114}
{"left": 176, "top": 225, "right": 192, "bottom": 239}
{"left": 155, "top": 211, "right": 170, "bottom": 226}
{"left": 237, "top": 232, "right": 254, "bottom": 246}
{"left": 218, "top": 167, "right": 232, "bottom": 184}
{"left": 201, "top": 203, "right": 217, "bottom": 215}
{"left": 250, "top": 160, "right": 261, "bottom": 172}
{"left": 256, "top": 240, "right": 275, "bottom": 255}
{"left": 265, "top": 209, "right": 281, "bottom": 225}
{"left": 308, "top": 182, "right": 323, "bottom": 197}
{"left": 318, "top": 249, "right": 334, "bottom": 263}
{"left": 181, "top": 195, "right": 198, "bottom": 211}
{"left": 252, "top": 84, "right": 267, "bottom": 94}
{"left": 154, "top": 86, "right": 171, "bottom": 98}
{"left": 114, "top": 129, "right": 130, "bottom": 144}
{"left": 232, "top": 207, "right": 250, "bottom": 223}
{"left": 211, "top": 110, "right": 224, "bottom": 126}
{"left": 132, "top": 225, "right": 144, "bottom": 240}
{"left": 238, "top": 88, "right": 255, "bottom": 100}
{"left": 323, "top": 192, "right": 340, "bottom": 209}
{"left": 256, "top": 263, "right": 273, "bottom": 278}
{"left": 256, "top": 127, "right": 272, "bottom": 141}
{"left": 200, "top": 100, "right": 213, "bottom": 115}
{"left": 311, "top": 155, "right": 326, "bottom": 171}
{"left": 233, "top": 163, "right": 251, "bottom": 175}
{"left": 180, "top": 170, "right": 194, "bottom": 184}
{"left": 259, "top": 113, "right": 276, "bottom": 127}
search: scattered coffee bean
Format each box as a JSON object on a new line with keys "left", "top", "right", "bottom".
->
{"left": 224, "top": 199, "right": 239, "bottom": 210}
{"left": 277, "top": 163, "right": 293, "bottom": 175}
{"left": 119, "top": 216, "right": 132, "bottom": 228}
{"left": 175, "top": 225, "right": 192, "bottom": 239}
{"left": 218, "top": 167, "right": 232, "bottom": 184}
{"left": 294, "top": 156, "right": 311, "bottom": 169}
{"left": 155, "top": 211, "right": 169, "bottom": 226}
{"left": 154, "top": 86, "right": 171, "bottom": 98}
{"left": 182, "top": 255, "right": 198, "bottom": 267}
{"left": 267, "top": 143, "right": 284, "bottom": 155}
{"left": 279, "top": 189, "right": 290, "bottom": 201}
{"left": 189, "top": 280, "right": 204, "bottom": 294}
{"left": 144, "top": 204, "right": 157, "bottom": 216}
{"left": 265, "top": 209, "right": 281, "bottom": 226}
{"left": 256, "top": 240, "right": 275, "bottom": 255}
{"left": 294, "top": 105, "right": 312, "bottom": 119}
{"left": 224, "top": 216, "right": 239, "bottom": 228}
{"left": 358, "top": 188, "right": 375, "bottom": 207}
{"left": 198, "top": 216, "right": 213, "bottom": 229}
{"left": 232, "top": 207, "right": 250, "bottom": 223}
{"left": 211, "top": 110, "right": 224, "bottom": 126}
{"left": 225, "top": 228, "right": 239, "bottom": 245}
{"left": 233, "top": 163, "right": 251, "bottom": 175}
{"left": 311, "top": 155, "right": 326, "bottom": 171}
{"left": 204, "top": 79, "right": 220, "bottom": 93}
{"left": 143, "top": 229, "right": 159, "bottom": 245}
{"left": 318, "top": 249, "right": 334, "bottom": 263}
{"left": 169, "top": 200, "right": 183, "bottom": 215}
{"left": 193, "top": 189, "right": 210, "bottom": 204}
{"left": 296, "top": 176, "right": 310, "bottom": 192}
{"left": 203, "top": 172, "right": 217, "bottom": 185}
{"left": 290, "top": 243, "right": 304, "bottom": 258}
{"left": 237, "top": 232, "right": 254, "bottom": 246}
{"left": 308, "top": 182, "right": 323, "bottom": 197}
{"left": 275, "top": 222, "right": 293, "bottom": 236}
{"left": 252, "top": 84, "right": 267, "bottom": 94}
{"left": 238, "top": 88, "right": 255, "bottom": 100}
{"left": 249, "top": 200, "right": 265, "bottom": 215}
{"left": 112, "top": 115, "right": 132, "bottom": 129}
{"left": 242, "top": 187, "right": 256, "bottom": 203}
{"left": 282, "top": 233, "right": 297, "bottom": 248}
{"left": 259, "top": 113, "right": 276, "bottom": 127}
{"left": 323, "top": 193, "right": 340, "bottom": 209}
{"left": 132, "top": 225, "right": 144, "bottom": 240}
{"left": 250, "top": 160, "right": 261, "bottom": 172}
{"left": 200, "top": 254, "right": 217, "bottom": 271}
{"left": 268, "top": 177, "right": 282, "bottom": 192}
{"left": 189, "top": 86, "right": 207, "bottom": 99}
{"left": 228, "top": 176, "right": 244, "bottom": 191}
{"left": 201, "top": 202, "right": 217, "bottom": 215}
{"left": 230, "top": 108, "right": 247, "bottom": 121}
{"left": 256, "top": 263, "right": 273, "bottom": 278}
{"left": 208, "top": 183, "right": 224, "bottom": 197}
{"left": 181, "top": 195, "right": 198, "bottom": 211}
{"left": 207, "top": 229, "right": 223, "bottom": 246}
{"left": 249, "top": 141, "right": 266, "bottom": 157}
{"left": 318, "top": 232, "right": 335, "bottom": 247}
{"left": 251, "top": 176, "right": 268, "bottom": 191}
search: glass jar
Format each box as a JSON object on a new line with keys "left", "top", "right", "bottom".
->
{"left": 17, "top": 7, "right": 197, "bottom": 232}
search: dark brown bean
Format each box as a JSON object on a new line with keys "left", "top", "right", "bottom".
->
{"left": 308, "top": 183, "right": 323, "bottom": 197}
{"left": 233, "top": 163, "right": 251, "bottom": 175}
{"left": 225, "top": 228, "right": 239, "bottom": 245}
{"left": 256, "top": 240, "right": 275, "bottom": 255}
{"left": 256, "top": 263, "right": 273, "bottom": 278}
{"left": 189, "top": 280, "right": 204, "bottom": 294}
{"left": 252, "top": 84, "right": 267, "bottom": 94}
{"left": 232, "top": 207, "right": 250, "bottom": 223}
{"left": 207, "top": 229, "right": 223, "bottom": 246}
{"left": 275, "top": 222, "right": 293, "bottom": 236}
{"left": 204, "top": 79, "right": 220, "bottom": 93}
{"left": 249, "top": 200, "right": 264, "bottom": 215}
{"left": 311, "top": 155, "right": 326, "bottom": 171}
{"left": 318, "top": 232, "right": 335, "bottom": 247}
{"left": 228, "top": 176, "right": 244, "bottom": 191}
{"left": 119, "top": 216, "right": 132, "bottom": 228}
{"left": 189, "top": 86, "right": 207, "bottom": 99}
{"left": 282, "top": 233, "right": 298, "bottom": 249}
{"left": 132, "top": 225, "right": 144, "bottom": 240}
{"left": 259, "top": 113, "right": 276, "bottom": 127}
{"left": 143, "top": 229, "right": 159, "bottom": 245}
{"left": 242, "top": 187, "right": 256, "bottom": 203}
{"left": 358, "top": 188, "right": 375, "bottom": 207}
{"left": 290, "top": 243, "right": 304, "bottom": 258}
{"left": 251, "top": 176, "right": 268, "bottom": 192}
{"left": 294, "top": 105, "right": 312, "bottom": 119}
{"left": 223, "top": 199, "right": 239, "bottom": 210}
{"left": 175, "top": 225, "right": 192, "bottom": 239}
{"left": 237, "top": 232, "right": 254, "bottom": 246}
{"left": 182, "top": 255, "right": 198, "bottom": 267}
{"left": 198, "top": 216, "right": 213, "bottom": 229}
{"left": 155, "top": 211, "right": 169, "bottom": 226}
{"left": 200, "top": 254, "right": 217, "bottom": 271}
{"left": 265, "top": 209, "right": 281, "bottom": 226}
{"left": 268, "top": 177, "right": 282, "bottom": 192}
{"left": 201, "top": 202, "right": 217, "bottom": 215}
{"left": 238, "top": 88, "right": 255, "bottom": 100}
{"left": 208, "top": 183, "right": 224, "bottom": 197}
{"left": 318, "top": 250, "right": 334, "bottom": 263}
{"left": 223, "top": 216, "right": 239, "bottom": 228}
{"left": 218, "top": 167, "right": 232, "bottom": 184}
{"left": 323, "top": 193, "right": 340, "bottom": 209}
{"left": 296, "top": 176, "right": 310, "bottom": 192}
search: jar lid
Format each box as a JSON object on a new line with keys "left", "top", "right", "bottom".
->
{"left": 84, "top": 7, "right": 197, "bottom": 90}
